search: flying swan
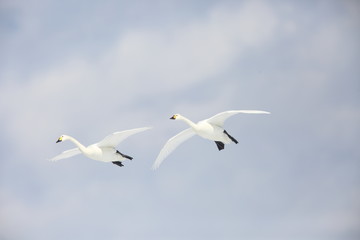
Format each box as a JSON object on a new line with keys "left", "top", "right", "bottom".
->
{"left": 51, "top": 127, "right": 151, "bottom": 167}
{"left": 152, "top": 110, "right": 270, "bottom": 169}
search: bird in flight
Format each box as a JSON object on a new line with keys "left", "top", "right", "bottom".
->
{"left": 152, "top": 110, "right": 270, "bottom": 169}
{"left": 51, "top": 127, "right": 151, "bottom": 167}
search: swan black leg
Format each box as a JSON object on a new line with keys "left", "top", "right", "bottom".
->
{"left": 116, "top": 150, "right": 133, "bottom": 160}
{"left": 224, "top": 130, "right": 238, "bottom": 144}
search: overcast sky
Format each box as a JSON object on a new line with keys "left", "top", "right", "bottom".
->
{"left": 0, "top": 0, "right": 359, "bottom": 240}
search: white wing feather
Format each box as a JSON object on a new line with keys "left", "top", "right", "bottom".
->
{"left": 50, "top": 148, "right": 81, "bottom": 161}
{"left": 96, "top": 127, "right": 152, "bottom": 148}
{"left": 206, "top": 110, "right": 270, "bottom": 126}
{"left": 152, "top": 128, "right": 195, "bottom": 170}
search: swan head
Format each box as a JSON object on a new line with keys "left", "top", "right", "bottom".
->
{"left": 56, "top": 135, "right": 69, "bottom": 143}
{"left": 170, "top": 114, "right": 180, "bottom": 120}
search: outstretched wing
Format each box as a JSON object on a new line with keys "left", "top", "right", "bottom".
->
{"left": 152, "top": 128, "right": 195, "bottom": 170}
{"left": 206, "top": 110, "right": 270, "bottom": 126}
{"left": 96, "top": 127, "right": 152, "bottom": 148}
{"left": 50, "top": 148, "right": 81, "bottom": 161}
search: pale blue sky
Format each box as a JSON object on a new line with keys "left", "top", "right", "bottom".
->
{"left": 1, "top": 1, "right": 359, "bottom": 240}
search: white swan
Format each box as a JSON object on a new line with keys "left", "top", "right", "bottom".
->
{"left": 152, "top": 110, "right": 270, "bottom": 169}
{"left": 51, "top": 127, "right": 151, "bottom": 167}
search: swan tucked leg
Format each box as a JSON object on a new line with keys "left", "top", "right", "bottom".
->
{"left": 112, "top": 161, "right": 124, "bottom": 167}
{"left": 116, "top": 150, "right": 133, "bottom": 160}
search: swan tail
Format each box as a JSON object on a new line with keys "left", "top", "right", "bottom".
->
{"left": 224, "top": 130, "right": 238, "bottom": 144}
{"left": 215, "top": 141, "right": 225, "bottom": 151}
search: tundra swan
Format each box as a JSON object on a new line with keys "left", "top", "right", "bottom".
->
{"left": 51, "top": 127, "right": 151, "bottom": 167}
{"left": 152, "top": 110, "right": 270, "bottom": 169}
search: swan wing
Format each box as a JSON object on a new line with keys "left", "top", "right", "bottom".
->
{"left": 96, "top": 127, "right": 152, "bottom": 148}
{"left": 152, "top": 128, "right": 195, "bottom": 170}
{"left": 50, "top": 148, "right": 81, "bottom": 161}
{"left": 206, "top": 110, "right": 270, "bottom": 126}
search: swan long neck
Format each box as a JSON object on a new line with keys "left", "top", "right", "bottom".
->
{"left": 66, "top": 136, "right": 87, "bottom": 153}
{"left": 178, "top": 115, "right": 198, "bottom": 129}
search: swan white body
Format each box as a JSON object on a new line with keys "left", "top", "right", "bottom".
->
{"left": 152, "top": 110, "right": 270, "bottom": 169}
{"left": 51, "top": 127, "right": 151, "bottom": 167}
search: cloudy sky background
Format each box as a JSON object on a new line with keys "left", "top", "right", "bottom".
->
{"left": 1, "top": 0, "right": 359, "bottom": 239}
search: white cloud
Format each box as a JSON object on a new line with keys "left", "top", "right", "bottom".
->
{"left": 105, "top": 1, "right": 277, "bottom": 95}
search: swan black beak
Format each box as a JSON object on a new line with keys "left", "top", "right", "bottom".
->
{"left": 170, "top": 115, "right": 176, "bottom": 120}
{"left": 56, "top": 137, "right": 62, "bottom": 143}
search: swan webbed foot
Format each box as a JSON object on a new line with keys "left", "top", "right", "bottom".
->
{"left": 112, "top": 161, "right": 124, "bottom": 167}
{"left": 215, "top": 141, "right": 225, "bottom": 151}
